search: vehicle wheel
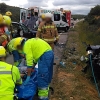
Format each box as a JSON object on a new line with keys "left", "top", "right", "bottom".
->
{"left": 65, "top": 27, "right": 68, "bottom": 32}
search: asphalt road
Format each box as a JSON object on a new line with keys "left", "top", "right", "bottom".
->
{"left": 53, "top": 32, "right": 68, "bottom": 74}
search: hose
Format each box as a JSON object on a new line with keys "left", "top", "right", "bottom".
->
{"left": 89, "top": 54, "right": 100, "bottom": 97}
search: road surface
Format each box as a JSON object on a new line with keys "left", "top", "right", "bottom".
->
{"left": 53, "top": 33, "right": 68, "bottom": 75}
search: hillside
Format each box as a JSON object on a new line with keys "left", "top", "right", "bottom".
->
{"left": 0, "top": 3, "right": 87, "bottom": 22}
{"left": 72, "top": 14, "right": 86, "bottom": 20}
{"left": 0, "top": 3, "right": 20, "bottom": 22}
{"left": 78, "top": 5, "right": 100, "bottom": 45}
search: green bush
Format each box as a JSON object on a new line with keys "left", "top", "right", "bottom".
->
{"left": 77, "top": 21, "right": 100, "bottom": 45}
{"left": 86, "top": 5, "right": 100, "bottom": 26}
{"left": 78, "top": 5, "right": 100, "bottom": 45}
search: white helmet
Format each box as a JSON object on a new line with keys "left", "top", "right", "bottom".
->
{"left": 45, "top": 13, "right": 52, "bottom": 18}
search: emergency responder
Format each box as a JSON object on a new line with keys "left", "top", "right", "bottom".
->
{"left": 3, "top": 15, "right": 12, "bottom": 40}
{"left": 7, "top": 37, "right": 25, "bottom": 66}
{"left": 5, "top": 11, "right": 13, "bottom": 39}
{"left": 15, "top": 38, "right": 54, "bottom": 100}
{"left": 36, "top": 13, "right": 59, "bottom": 50}
{"left": 0, "top": 14, "right": 11, "bottom": 48}
{"left": 24, "top": 12, "right": 37, "bottom": 30}
{"left": 5, "top": 11, "right": 12, "bottom": 17}
{"left": 0, "top": 46, "right": 22, "bottom": 100}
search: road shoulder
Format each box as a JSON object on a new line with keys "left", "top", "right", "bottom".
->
{"left": 51, "top": 30, "right": 99, "bottom": 100}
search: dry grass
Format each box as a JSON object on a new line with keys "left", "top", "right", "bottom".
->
{"left": 51, "top": 30, "right": 100, "bottom": 100}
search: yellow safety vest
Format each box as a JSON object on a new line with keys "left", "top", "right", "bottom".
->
{"left": 0, "top": 61, "right": 22, "bottom": 100}
{"left": 23, "top": 38, "right": 52, "bottom": 67}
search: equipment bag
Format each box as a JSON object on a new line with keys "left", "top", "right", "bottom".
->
{"left": 17, "top": 68, "right": 38, "bottom": 100}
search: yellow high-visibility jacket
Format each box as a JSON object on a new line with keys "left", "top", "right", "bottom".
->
{"left": 23, "top": 38, "right": 52, "bottom": 67}
{"left": 0, "top": 61, "right": 22, "bottom": 100}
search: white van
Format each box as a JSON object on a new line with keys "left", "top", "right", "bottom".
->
{"left": 20, "top": 8, "right": 69, "bottom": 32}
{"left": 53, "top": 12, "right": 69, "bottom": 32}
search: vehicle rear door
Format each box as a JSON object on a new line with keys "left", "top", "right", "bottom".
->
{"left": 20, "top": 8, "right": 27, "bottom": 23}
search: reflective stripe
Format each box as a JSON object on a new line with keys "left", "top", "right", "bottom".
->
{"left": 1, "top": 35, "right": 7, "bottom": 39}
{"left": 42, "top": 26, "right": 55, "bottom": 29}
{"left": 38, "top": 28, "right": 41, "bottom": 32}
{"left": 0, "top": 71, "right": 11, "bottom": 74}
{"left": 38, "top": 87, "right": 49, "bottom": 98}
{"left": 38, "top": 87, "right": 48, "bottom": 90}
{"left": 50, "top": 26, "right": 55, "bottom": 28}
{"left": 55, "top": 28, "right": 57, "bottom": 30}
{"left": 43, "top": 38, "right": 56, "bottom": 42}
{"left": 56, "top": 35, "right": 59, "bottom": 39}
{"left": 16, "top": 78, "right": 21, "bottom": 83}
{"left": 39, "top": 96, "right": 48, "bottom": 99}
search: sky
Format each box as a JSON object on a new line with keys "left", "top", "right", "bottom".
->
{"left": 0, "top": 0, "right": 100, "bottom": 14}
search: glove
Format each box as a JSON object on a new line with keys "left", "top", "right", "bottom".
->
{"left": 54, "top": 40, "right": 58, "bottom": 45}
{"left": 24, "top": 76, "right": 30, "bottom": 85}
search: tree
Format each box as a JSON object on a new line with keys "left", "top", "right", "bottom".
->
{"left": 86, "top": 5, "right": 100, "bottom": 25}
{"left": 0, "top": 3, "right": 7, "bottom": 14}
{"left": 88, "top": 5, "right": 100, "bottom": 16}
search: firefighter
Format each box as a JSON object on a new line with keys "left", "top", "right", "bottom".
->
{"left": 5, "top": 11, "right": 13, "bottom": 38}
{"left": 0, "top": 14, "right": 11, "bottom": 48}
{"left": 0, "top": 46, "right": 22, "bottom": 100}
{"left": 7, "top": 37, "right": 25, "bottom": 66}
{"left": 15, "top": 38, "right": 54, "bottom": 100}
{"left": 36, "top": 13, "right": 59, "bottom": 50}
{"left": 3, "top": 15, "right": 12, "bottom": 40}
{"left": 5, "top": 11, "right": 12, "bottom": 17}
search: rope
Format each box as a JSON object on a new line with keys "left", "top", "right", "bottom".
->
{"left": 89, "top": 54, "right": 100, "bottom": 97}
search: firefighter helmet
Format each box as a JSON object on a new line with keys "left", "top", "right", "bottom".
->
{"left": 0, "top": 14, "right": 4, "bottom": 24}
{"left": 5, "top": 11, "right": 12, "bottom": 16}
{"left": 41, "top": 14, "right": 45, "bottom": 19}
{"left": 3, "top": 15, "right": 11, "bottom": 26}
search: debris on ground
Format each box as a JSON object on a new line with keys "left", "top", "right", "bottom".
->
{"left": 51, "top": 31, "right": 100, "bottom": 100}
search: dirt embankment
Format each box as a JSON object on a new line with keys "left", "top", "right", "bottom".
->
{"left": 51, "top": 31, "right": 100, "bottom": 100}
